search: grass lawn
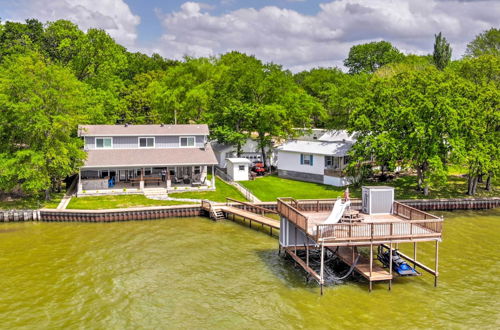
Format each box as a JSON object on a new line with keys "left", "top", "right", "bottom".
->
{"left": 240, "top": 176, "right": 347, "bottom": 201}
{"left": 0, "top": 192, "right": 65, "bottom": 210}
{"left": 240, "top": 174, "right": 499, "bottom": 201}
{"left": 67, "top": 195, "right": 197, "bottom": 210}
{"left": 172, "top": 178, "right": 247, "bottom": 202}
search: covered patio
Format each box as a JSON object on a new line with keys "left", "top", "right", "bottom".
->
{"left": 77, "top": 147, "right": 218, "bottom": 196}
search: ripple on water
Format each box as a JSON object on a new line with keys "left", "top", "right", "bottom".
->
{"left": 0, "top": 210, "right": 499, "bottom": 329}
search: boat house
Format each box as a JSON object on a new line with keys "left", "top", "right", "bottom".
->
{"left": 278, "top": 186, "right": 443, "bottom": 293}
{"left": 77, "top": 124, "right": 218, "bottom": 195}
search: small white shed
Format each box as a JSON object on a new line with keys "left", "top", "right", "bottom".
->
{"left": 362, "top": 186, "right": 395, "bottom": 215}
{"left": 226, "top": 158, "right": 251, "bottom": 181}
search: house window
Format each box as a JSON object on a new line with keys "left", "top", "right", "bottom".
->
{"left": 180, "top": 136, "right": 195, "bottom": 147}
{"left": 300, "top": 154, "right": 314, "bottom": 166}
{"left": 139, "top": 137, "right": 155, "bottom": 148}
{"left": 96, "top": 137, "right": 112, "bottom": 149}
{"left": 239, "top": 165, "right": 245, "bottom": 171}
{"left": 344, "top": 156, "right": 350, "bottom": 165}
{"left": 325, "top": 156, "right": 333, "bottom": 167}
{"left": 194, "top": 166, "right": 201, "bottom": 174}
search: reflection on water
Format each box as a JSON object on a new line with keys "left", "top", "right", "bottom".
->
{"left": 0, "top": 208, "right": 498, "bottom": 329}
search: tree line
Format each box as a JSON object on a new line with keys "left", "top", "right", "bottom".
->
{"left": 0, "top": 18, "right": 498, "bottom": 198}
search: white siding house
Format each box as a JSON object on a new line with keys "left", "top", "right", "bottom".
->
{"left": 276, "top": 130, "right": 355, "bottom": 187}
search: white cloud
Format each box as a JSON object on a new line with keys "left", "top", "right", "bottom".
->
{"left": 154, "top": 0, "right": 499, "bottom": 71}
{"left": 5, "top": 0, "right": 140, "bottom": 48}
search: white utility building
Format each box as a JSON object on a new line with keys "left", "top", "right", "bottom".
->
{"left": 226, "top": 158, "right": 251, "bottom": 181}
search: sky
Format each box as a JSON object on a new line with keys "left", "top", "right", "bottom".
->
{"left": 0, "top": 0, "right": 498, "bottom": 71}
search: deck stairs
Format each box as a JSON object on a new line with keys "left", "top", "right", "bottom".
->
{"left": 211, "top": 208, "right": 225, "bottom": 220}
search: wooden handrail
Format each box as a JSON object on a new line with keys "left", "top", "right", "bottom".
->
{"left": 393, "top": 201, "right": 441, "bottom": 220}
{"left": 315, "top": 218, "right": 443, "bottom": 242}
{"left": 277, "top": 198, "right": 309, "bottom": 232}
{"left": 226, "top": 198, "right": 278, "bottom": 214}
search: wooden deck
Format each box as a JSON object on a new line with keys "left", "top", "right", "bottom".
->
{"left": 332, "top": 246, "right": 392, "bottom": 282}
{"left": 221, "top": 206, "right": 280, "bottom": 230}
{"left": 277, "top": 198, "right": 443, "bottom": 244}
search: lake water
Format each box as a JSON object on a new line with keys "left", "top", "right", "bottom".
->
{"left": 0, "top": 209, "right": 499, "bottom": 329}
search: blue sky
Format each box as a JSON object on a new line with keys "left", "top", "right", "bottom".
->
{"left": 1, "top": 0, "right": 498, "bottom": 71}
{"left": 126, "top": 0, "right": 326, "bottom": 42}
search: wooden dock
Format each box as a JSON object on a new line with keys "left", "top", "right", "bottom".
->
{"left": 222, "top": 206, "right": 280, "bottom": 230}
{"left": 201, "top": 199, "right": 280, "bottom": 235}
{"left": 332, "top": 246, "right": 392, "bottom": 288}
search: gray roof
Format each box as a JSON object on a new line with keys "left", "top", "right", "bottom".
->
{"left": 78, "top": 124, "right": 210, "bottom": 137}
{"left": 81, "top": 145, "right": 218, "bottom": 168}
{"left": 318, "top": 130, "right": 357, "bottom": 143}
{"left": 278, "top": 140, "right": 353, "bottom": 156}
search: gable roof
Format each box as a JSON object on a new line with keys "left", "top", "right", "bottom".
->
{"left": 78, "top": 124, "right": 210, "bottom": 137}
{"left": 278, "top": 140, "right": 353, "bottom": 157}
{"left": 81, "top": 144, "right": 218, "bottom": 168}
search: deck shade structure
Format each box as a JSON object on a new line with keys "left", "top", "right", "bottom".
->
{"left": 362, "top": 186, "right": 394, "bottom": 215}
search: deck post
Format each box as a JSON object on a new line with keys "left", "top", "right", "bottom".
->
{"left": 306, "top": 240, "right": 309, "bottom": 268}
{"left": 434, "top": 241, "right": 439, "bottom": 287}
{"left": 211, "top": 165, "right": 215, "bottom": 188}
{"left": 369, "top": 243, "right": 373, "bottom": 292}
{"left": 369, "top": 244, "right": 373, "bottom": 278}
{"left": 413, "top": 242, "right": 417, "bottom": 269}
{"left": 389, "top": 243, "right": 393, "bottom": 291}
{"left": 294, "top": 226, "right": 298, "bottom": 255}
{"left": 320, "top": 243, "right": 325, "bottom": 295}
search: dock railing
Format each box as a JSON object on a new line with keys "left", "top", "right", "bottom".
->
{"left": 277, "top": 198, "right": 443, "bottom": 243}
{"left": 226, "top": 198, "right": 278, "bottom": 215}
{"left": 315, "top": 218, "right": 443, "bottom": 243}
{"left": 277, "top": 198, "right": 309, "bottom": 232}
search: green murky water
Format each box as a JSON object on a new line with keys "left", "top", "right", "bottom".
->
{"left": 0, "top": 209, "right": 499, "bottom": 329}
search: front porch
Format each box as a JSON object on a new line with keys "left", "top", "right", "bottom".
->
{"left": 77, "top": 165, "right": 216, "bottom": 196}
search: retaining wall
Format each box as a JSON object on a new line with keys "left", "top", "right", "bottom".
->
{"left": 0, "top": 197, "right": 498, "bottom": 223}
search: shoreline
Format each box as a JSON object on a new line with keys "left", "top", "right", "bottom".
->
{"left": 0, "top": 197, "right": 498, "bottom": 222}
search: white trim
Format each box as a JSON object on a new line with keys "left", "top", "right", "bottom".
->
{"left": 138, "top": 136, "right": 155, "bottom": 148}
{"left": 81, "top": 133, "right": 207, "bottom": 137}
{"left": 179, "top": 136, "right": 196, "bottom": 148}
{"left": 95, "top": 137, "right": 113, "bottom": 149}
{"left": 81, "top": 162, "right": 218, "bottom": 169}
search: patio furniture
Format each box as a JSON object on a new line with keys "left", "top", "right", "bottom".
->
{"left": 341, "top": 209, "right": 363, "bottom": 223}
{"left": 172, "top": 176, "right": 182, "bottom": 184}
{"left": 143, "top": 177, "right": 162, "bottom": 186}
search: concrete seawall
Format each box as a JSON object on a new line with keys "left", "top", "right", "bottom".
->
{"left": 0, "top": 197, "right": 498, "bottom": 223}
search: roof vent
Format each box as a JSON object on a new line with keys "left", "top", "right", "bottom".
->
{"left": 160, "top": 123, "right": 164, "bottom": 127}
{"left": 125, "top": 123, "right": 129, "bottom": 127}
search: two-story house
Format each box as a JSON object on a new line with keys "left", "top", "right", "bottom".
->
{"left": 77, "top": 124, "right": 218, "bottom": 195}
{"left": 276, "top": 130, "right": 356, "bottom": 186}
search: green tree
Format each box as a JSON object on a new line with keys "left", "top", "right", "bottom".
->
{"left": 42, "top": 20, "right": 85, "bottom": 65}
{"left": 213, "top": 52, "right": 321, "bottom": 166}
{"left": 454, "top": 55, "right": 500, "bottom": 194}
{"left": 433, "top": 32, "right": 452, "bottom": 70}
{"left": 350, "top": 66, "right": 467, "bottom": 196}
{"left": 0, "top": 19, "right": 44, "bottom": 61}
{"left": 0, "top": 53, "right": 93, "bottom": 199}
{"left": 344, "top": 41, "right": 404, "bottom": 74}
{"left": 465, "top": 28, "right": 500, "bottom": 58}
{"left": 295, "top": 67, "right": 366, "bottom": 129}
